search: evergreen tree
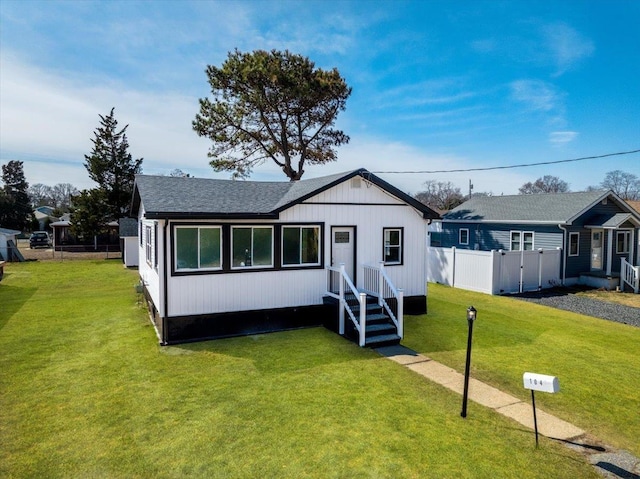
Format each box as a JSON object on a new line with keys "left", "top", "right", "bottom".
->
{"left": 0, "top": 160, "right": 32, "bottom": 231}
{"left": 73, "top": 109, "right": 142, "bottom": 239}
{"left": 71, "top": 189, "right": 109, "bottom": 242}
{"left": 194, "top": 49, "right": 351, "bottom": 180}
{"left": 83, "top": 108, "right": 143, "bottom": 218}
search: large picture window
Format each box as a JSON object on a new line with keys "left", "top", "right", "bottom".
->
{"left": 282, "top": 226, "right": 320, "bottom": 266}
{"left": 232, "top": 226, "right": 273, "bottom": 268}
{"left": 383, "top": 228, "right": 402, "bottom": 264}
{"left": 175, "top": 226, "right": 222, "bottom": 271}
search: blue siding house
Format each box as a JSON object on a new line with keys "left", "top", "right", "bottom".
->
{"left": 440, "top": 190, "right": 640, "bottom": 289}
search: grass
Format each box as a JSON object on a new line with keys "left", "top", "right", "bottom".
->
{"left": 0, "top": 262, "right": 615, "bottom": 478}
{"left": 574, "top": 288, "right": 640, "bottom": 308}
{"left": 404, "top": 283, "right": 640, "bottom": 457}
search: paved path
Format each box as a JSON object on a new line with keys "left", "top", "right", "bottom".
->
{"left": 376, "top": 345, "right": 640, "bottom": 479}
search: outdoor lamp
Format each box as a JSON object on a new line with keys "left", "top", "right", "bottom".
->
{"left": 461, "top": 306, "right": 477, "bottom": 418}
{"left": 467, "top": 306, "right": 477, "bottom": 322}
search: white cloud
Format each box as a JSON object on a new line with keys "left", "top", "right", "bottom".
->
{"left": 0, "top": 51, "right": 529, "bottom": 198}
{"left": 549, "top": 131, "right": 578, "bottom": 146}
{"left": 510, "top": 80, "right": 560, "bottom": 112}
{"left": 0, "top": 53, "right": 214, "bottom": 188}
{"left": 542, "top": 22, "right": 594, "bottom": 76}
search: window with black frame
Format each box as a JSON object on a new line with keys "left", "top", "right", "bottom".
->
{"left": 175, "top": 226, "right": 222, "bottom": 271}
{"left": 383, "top": 228, "right": 402, "bottom": 264}
{"left": 232, "top": 226, "right": 273, "bottom": 268}
{"left": 282, "top": 226, "right": 320, "bottom": 266}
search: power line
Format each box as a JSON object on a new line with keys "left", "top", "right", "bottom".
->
{"left": 372, "top": 149, "right": 640, "bottom": 174}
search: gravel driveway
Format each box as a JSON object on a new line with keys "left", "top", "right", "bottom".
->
{"left": 513, "top": 289, "right": 640, "bottom": 328}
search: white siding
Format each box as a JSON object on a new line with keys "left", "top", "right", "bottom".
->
{"left": 138, "top": 208, "right": 163, "bottom": 314}
{"left": 123, "top": 237, "right": 139, "bottom": 267}
{"left": 168, "top": 269, "right": 326, "bottom": 316}
{"left": 151, "top": 177, "right": 429, "bottom": 317}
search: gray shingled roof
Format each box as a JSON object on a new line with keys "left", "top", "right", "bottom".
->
{"left": 119, "top": 217, "right": 138, "bottom": 237}
{"left": 443, "top": 190, "right": 617, "bottom": 223}
{"left": 132, "top": 169, "right": 440, "bottom": 220}
{"left": 586, "top": 213, "right": 640, "bottom": 228}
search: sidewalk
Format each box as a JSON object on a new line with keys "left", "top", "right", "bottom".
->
{"left": 376, "top": 345, "right": 640, "bottom": 479}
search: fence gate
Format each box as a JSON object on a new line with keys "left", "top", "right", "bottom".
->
{"left": 428, "top": 247, "right": 562, "bottom": 295}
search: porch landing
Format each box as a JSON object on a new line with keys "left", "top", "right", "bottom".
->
{"left": 578, "top": 272, "right": 620, "bottom": 291}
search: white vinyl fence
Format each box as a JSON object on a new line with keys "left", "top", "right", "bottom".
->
{"left": 427, "top": 247, "right": 562, "bottom": 295}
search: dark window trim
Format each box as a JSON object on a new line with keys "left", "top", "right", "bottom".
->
{"left": 230, "top": 225, "right": 275, "bottom": 270}
{"left": 281, "top": 224, "right": 323, "bottom": 268}
{"left": 170, "top": 221, "right": 325, "bottom": 277}
{"left": 382, "top": 227, "right": 404, "bottom": 266}
{"left": 171, "top": 223, "right": 224, "bottom": 275}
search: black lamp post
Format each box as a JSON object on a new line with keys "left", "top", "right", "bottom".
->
{"left": 461, "top": 306, "right": 477, "bottom": 418}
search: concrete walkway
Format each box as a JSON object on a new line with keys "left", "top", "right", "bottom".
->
{"left": 376, "top": 345, "right": 640, "bottom": 479}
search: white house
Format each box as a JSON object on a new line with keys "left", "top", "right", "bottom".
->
{"left": 131, "top": 168, "right": 439, "bottom": 346}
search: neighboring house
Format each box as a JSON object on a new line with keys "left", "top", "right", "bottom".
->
{"left": 0, "top": 227, "right": 22, "bottom": 261}
{"left": 33, "top": 206, "right": 56, "bottom": 231}
{"left": 132, "top": 168, "right": 440, "bottom": 345}
{"left": 440, "top": 190, "right": 640, "bottom": 290}
{"left": 119, "top": 217, "right": 139, "bottom": 267}
{"left": 50, "top": 214, "right": 120, "bottom": 250}
{"left": 50, "top": 213, "right": 72, "bottom": 247}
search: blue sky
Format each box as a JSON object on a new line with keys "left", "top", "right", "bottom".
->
{"left": 1, "top": 0, "right": 638, "bottom": 196}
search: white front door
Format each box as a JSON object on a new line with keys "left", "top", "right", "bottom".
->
{"left": 331, "top": 226, "right": 355, "bottom": 280}
{"left": 591, "top": 230, "right": 603, "bottom": 271}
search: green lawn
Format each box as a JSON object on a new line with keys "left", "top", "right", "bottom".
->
{"left": 405, "top": 283, "right": 640, "bottom": 457}
{"left": 0, "top": 262, "right": 608, "bottom": 478}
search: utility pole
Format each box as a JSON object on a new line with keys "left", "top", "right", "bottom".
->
{"left": 469, "top": 179, "right": 474, "bottom": 199}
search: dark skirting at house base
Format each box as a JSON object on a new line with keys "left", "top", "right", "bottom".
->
{"left": 147, "top": 295, "right": 426, "bottom": 345}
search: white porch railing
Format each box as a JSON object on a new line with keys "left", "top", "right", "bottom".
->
{"left": 620, "top": 258, "right": 639, "bottom": 293}
{"left": 362, "top": 262, "right": 404, "bottom": 339}
{"left": 326, "top": 263, "right": 367, "bottom": 346}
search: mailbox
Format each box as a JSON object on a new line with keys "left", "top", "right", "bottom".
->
{"left": 523, "top": 372, "right": 559, "bottom": 393}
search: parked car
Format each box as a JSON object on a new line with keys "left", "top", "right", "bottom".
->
{"left": 29, "top": 231, "right": 51, "bottom": 249}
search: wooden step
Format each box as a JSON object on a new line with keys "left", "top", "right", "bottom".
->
{"left": 366, "top": 322, "right": 395, "bottom": 334}
{"left": 365, "top": 333, "right": 401, "bottom": 347}
{"left": 364, "top": 312, "right": 389, "bottom": 322}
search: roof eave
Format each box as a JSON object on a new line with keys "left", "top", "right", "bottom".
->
{"left": 441, "top": 219, "right": 567, "bottom": 225}
{"left": 143, "top": 211, "right": 280, "bottom": 220}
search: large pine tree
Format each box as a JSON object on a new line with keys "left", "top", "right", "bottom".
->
{"left": 73, "top": 109, "right": 143, "bottom": 240}
{"left": 0, "top": 160, "right": 32, "bottom": 231}
{"left": 83, "top": 108, "right": 143, "bottom": 219}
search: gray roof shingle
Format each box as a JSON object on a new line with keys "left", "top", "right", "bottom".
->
{"left": 132, "top": 169, "right": 440, "bottom": 220}
{"left": 443, "top": 190, "right": 617, "bottom": 223}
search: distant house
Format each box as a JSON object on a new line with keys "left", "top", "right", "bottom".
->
{"left": 50, "top": 214, "right": 120, "bottom": 251}
{"left": 50, "top": 213, "right": 73, "bottom": 248}
{"left": 33, "top": 206, "right": 56, "bottom": 231}
{"left": 440, "top": 190, "right": 640, "bottom": 290}
{"left": 131, "top": 169, "right": 440, "bottom": 345}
